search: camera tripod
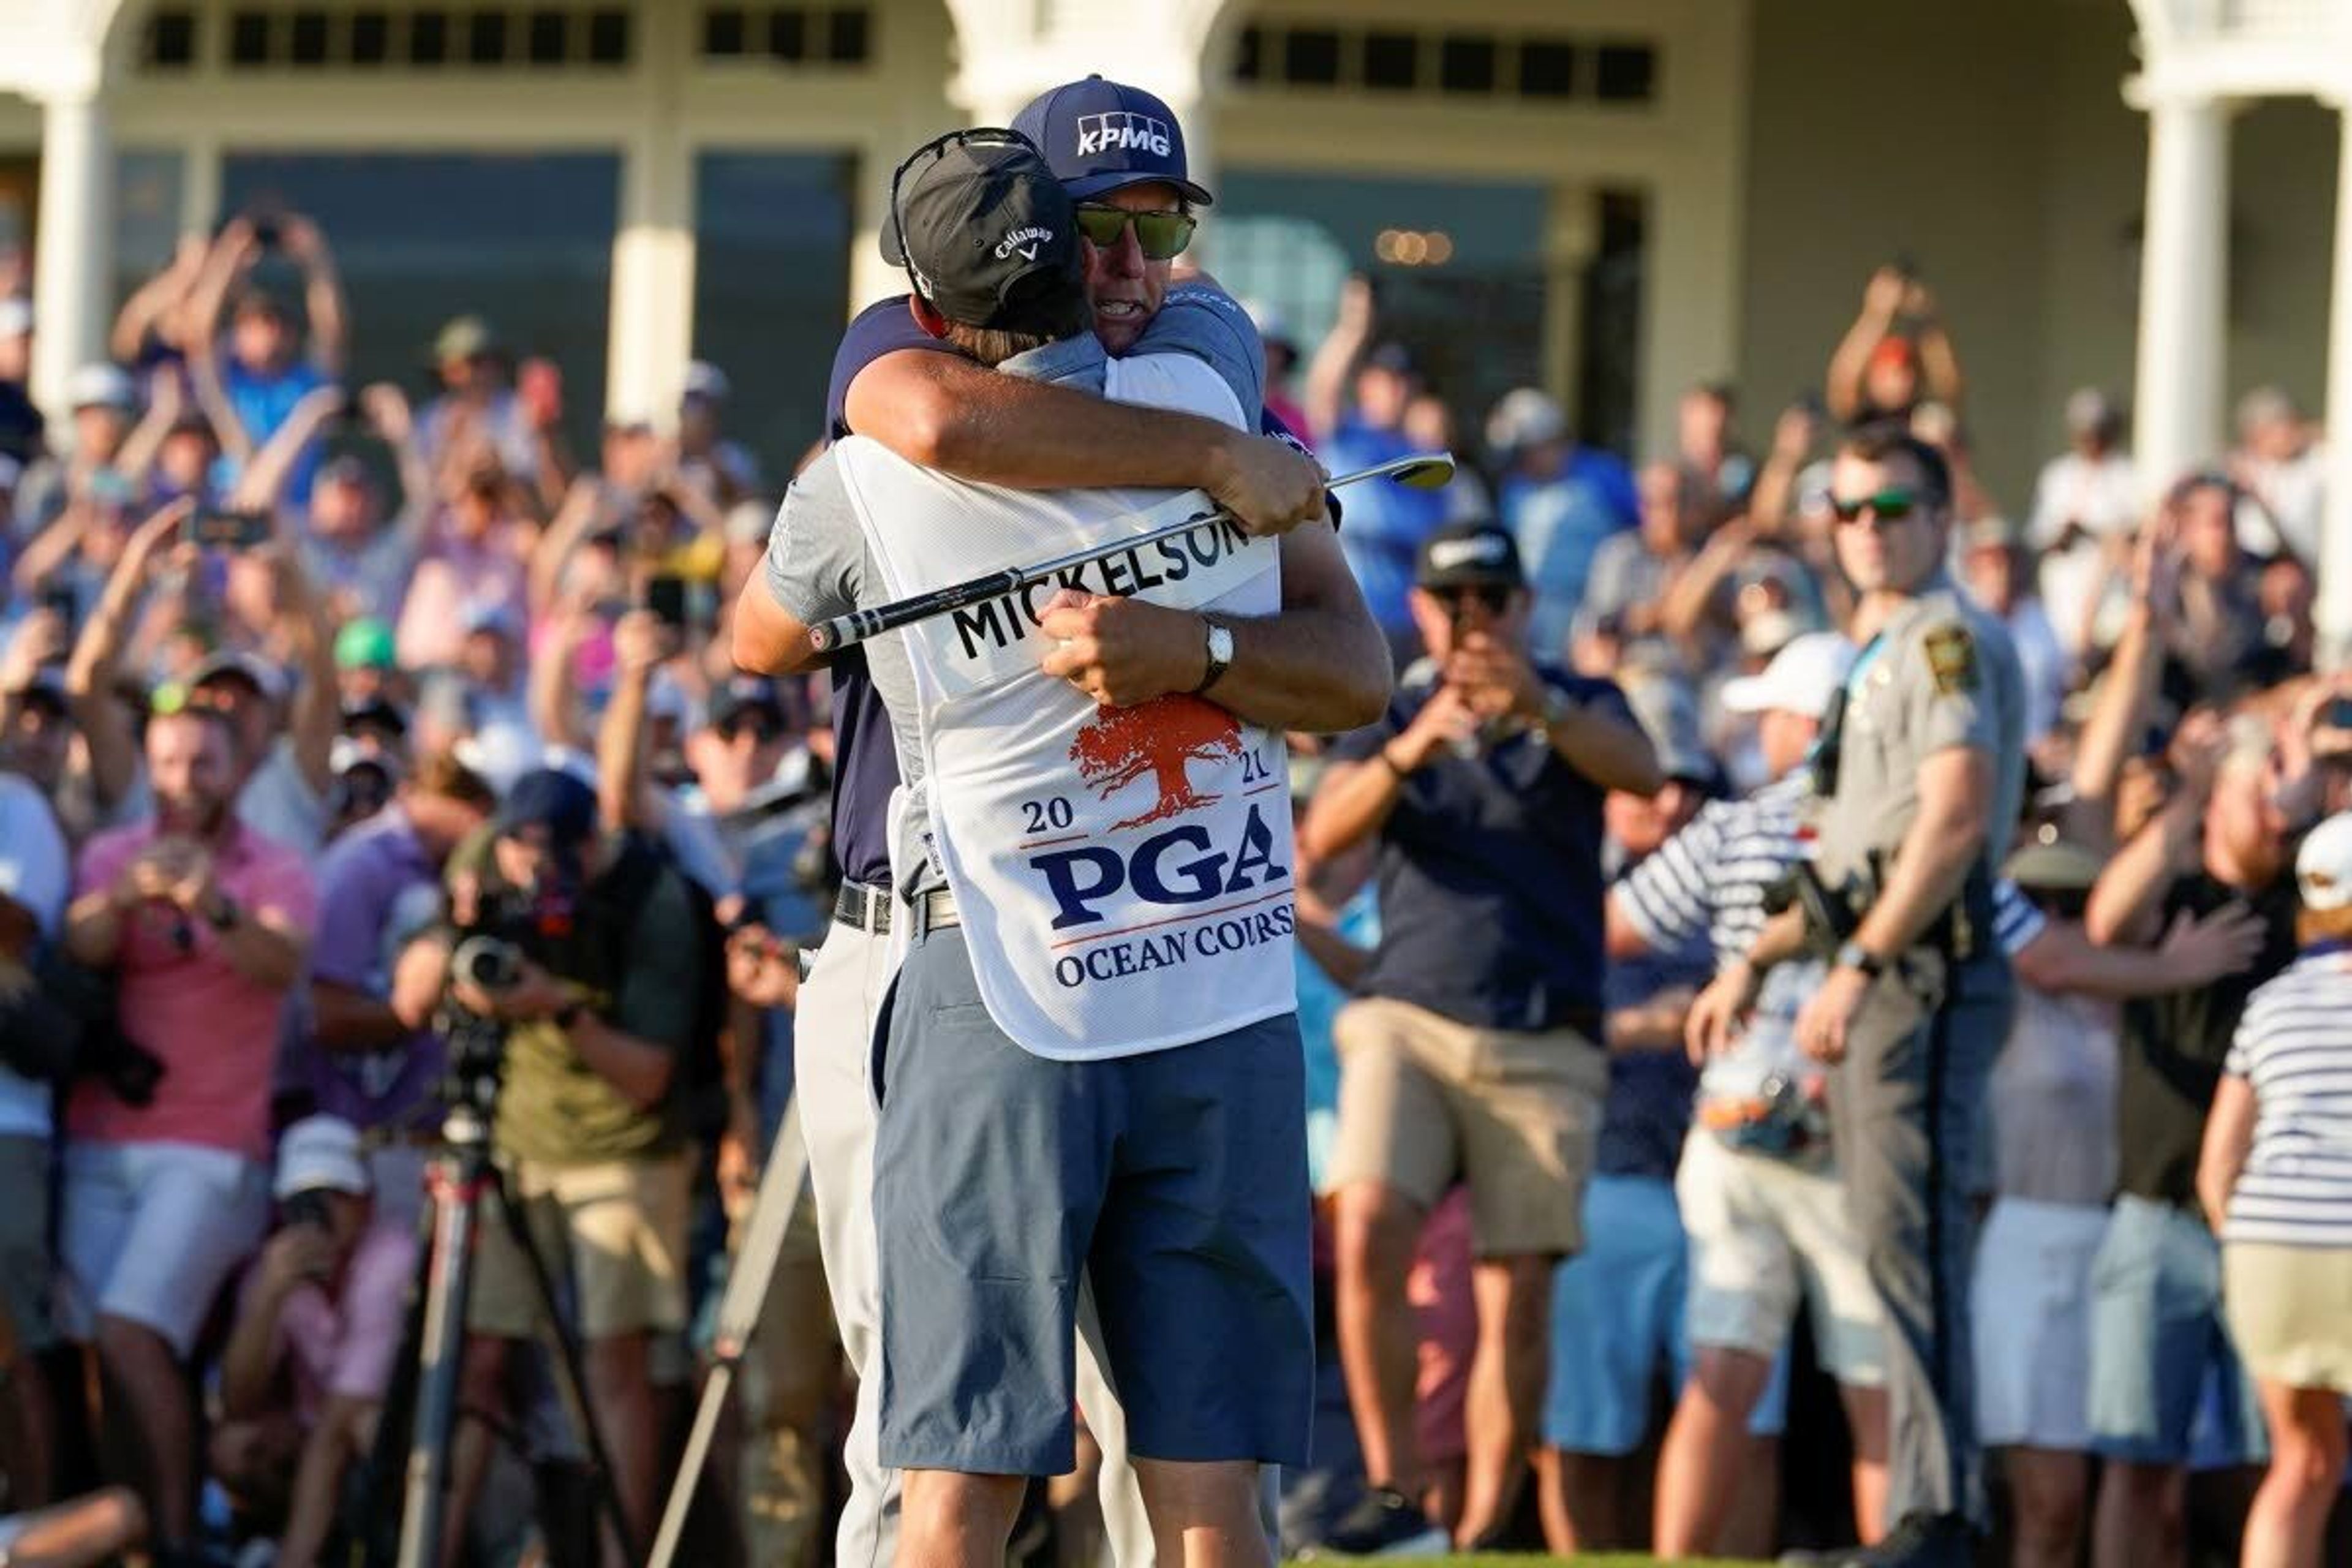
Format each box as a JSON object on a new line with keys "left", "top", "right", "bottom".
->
{"left": 356, "top": 1087, "right": 638, "bottom": 1568}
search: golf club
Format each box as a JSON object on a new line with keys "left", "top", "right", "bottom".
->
{"left": 804, "top": 450, "right": 1456, "bottom": 654}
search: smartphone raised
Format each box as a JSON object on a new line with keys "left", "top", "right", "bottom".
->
{"left": 192, "top": 508, "right": 273, "bottom": 551}
{"left": 644, "top": 573, "right": 690, "bottom": 629}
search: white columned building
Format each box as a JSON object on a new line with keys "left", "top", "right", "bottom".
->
{"left": 2127, "top": 0, "right": 2352, "bottom": 658}
{"left": 0, "top": 0, "right": 123, "bottom": 421}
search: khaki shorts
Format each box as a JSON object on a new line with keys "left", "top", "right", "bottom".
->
{"left": 469, "top": 1151, "right": 692, "bottom": 1341}
{"left": 1676, "top": 1129, "right": 1886, "bottom": 1386}
{"left": 1329, "top": 997, "right": 1606, "bottom": 1258}
{"left": 2223, "top": 1240, "right": 2352, "bottom": 1393}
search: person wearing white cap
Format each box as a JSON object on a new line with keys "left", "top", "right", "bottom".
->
{"left": 2025, "top": 386, "right": 2136, "bottom": 659}
{"left": 0, "top": 296, "right": 47, "bottom": 467}
{"left": 11, "top": 363, "right": 140, "bottom": 538}
{"left": 1611, "top": 631, "right": 1898, "bottom": 1559}
{"left": 212, "top": 1115, "right": 416, "bottom": 1568}
{"left": 1488, "top": 385, "right": 1638, "bottom": 663}
{"left": 2197, "top": 812, "right": 2352, "bottom": 1568}
{"left": 676, "top": 358, "right": 760, "bottom": 509}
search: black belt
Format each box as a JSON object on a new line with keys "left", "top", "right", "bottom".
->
{"left": 832, "top": 881, "right": 892, "bottom": 934}
{"left": 831, "top": 882, "right": 960, "bottom": 937}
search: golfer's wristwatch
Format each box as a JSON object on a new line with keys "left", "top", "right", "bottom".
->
{"left": 1193, "top": 617, "right": 1235, "bottom": 694}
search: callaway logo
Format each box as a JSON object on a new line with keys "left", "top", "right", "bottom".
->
{"left": 1427, "top": 536, "right": 1509, "bottom": 571}
{"left": 1076, "top": 111, "right": 1172, "bottom": 159}
{"left": 996, "top": 225, "right": 1053, "bottom": 260}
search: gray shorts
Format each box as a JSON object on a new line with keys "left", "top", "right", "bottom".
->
{"left": 872, "top": 926, "right": 1314, "bottom": 1477}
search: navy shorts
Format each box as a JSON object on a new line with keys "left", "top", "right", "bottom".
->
{"left": 872, "top": 925, "right": 1316, "bottom": 1476}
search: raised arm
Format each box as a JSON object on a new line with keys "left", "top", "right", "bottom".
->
{"left": 111, "top": 368, "right": 181, "bottom": 492}
{"left": 361, "top": 382, "right": 440, "bottom": 552}
{"left": 66, "top": 501, "right": 190, "bottom": 810}
{"left": 595, "top": 612, "right": 671, "bottom": 835}
{"left": 2071, "top": 527, "right": 2171, "bottom": 812}
{"left": 1303, "top": 276, "right": 1374, "bottom": 440}
{"left": 2085, "top": 763, "right": 2207, "bottom": 948}
{"left": 230, "top": 384, "right": 345, "bottom": 512}
{"left": 111, "top": 235, "right": 208, "bottom": 363}
{"left": 1825, "top": 267, "right": 1907, "bottom": 424}
{"left": 277, "top": 217, "right": 350, "bottom": 379}
{"left": 1907, "top": 279, "right": 1966, "bottom": 410}
{"left": 183, "top": 221, "right": 261, "bottom": 461}
{"left": 272, "top": 543, "right": 341, "bottom": 798}
{"left": 528, "top": 477, "right": 606, "bottom": 618}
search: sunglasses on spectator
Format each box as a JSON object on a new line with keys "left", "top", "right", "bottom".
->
{"left": 1828, "top": 488, "right": 1920, "bottom": 525}
{"left": 719, "top": 715, "right": 784, "bottom": 745}
{"left": 1073, "top": 205, "right": 1197, "bottom": 261}
{"left": 1431, "top": 584, "right": 1512, "bottom": 615}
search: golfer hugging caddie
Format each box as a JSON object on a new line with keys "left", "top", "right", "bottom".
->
{"left": 732, "top": 123, "right": 1390, "bottom": 1568}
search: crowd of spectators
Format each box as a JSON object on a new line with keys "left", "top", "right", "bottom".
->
{"left": 0, "top": 198, "right": 2345, "bottom": 1568}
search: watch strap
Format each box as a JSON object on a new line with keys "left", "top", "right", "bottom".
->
{"left": 1191, "top": 617, "right": 1233, "bottom": 695}
{"left": 1836, "top": 941, "right": 1885, "bottom": 979}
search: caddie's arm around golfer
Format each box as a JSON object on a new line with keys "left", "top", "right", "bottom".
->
{"left": 847, "top": 348, "right": 1324, "bottom": 535}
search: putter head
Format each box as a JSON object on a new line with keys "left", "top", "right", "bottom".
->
{"left": 1389, "top": 451, "right": 1456, "bottom": 489}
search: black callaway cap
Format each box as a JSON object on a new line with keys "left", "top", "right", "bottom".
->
{"left": 1415, "top": 519, "right": 1526, "bottom": 590}
{"left": 881, "top": 129, "right": 1084, "bottom": 336}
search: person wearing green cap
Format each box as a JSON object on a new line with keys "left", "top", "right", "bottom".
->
{"left": 333, "top": 617, "right": 401, "bottom": 709}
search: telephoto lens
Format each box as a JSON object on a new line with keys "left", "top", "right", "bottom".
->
{"left": 451, "top": 934, "right": 525, "bottom": 993}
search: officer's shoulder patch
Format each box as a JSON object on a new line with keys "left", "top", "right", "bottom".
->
{"left": 1922, "top": 622, "right": 1978, "bottom": 695}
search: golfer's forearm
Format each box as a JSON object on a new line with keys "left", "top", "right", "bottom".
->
{"left": 849, "top": 352, "right": 1243, "bottom": 492}
{"left": 1210, "top": 608, "right": 1391, "bottom": 734}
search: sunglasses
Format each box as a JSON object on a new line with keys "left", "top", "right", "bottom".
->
{"left": 1828, "top": 488, "right": 1920, "bottom": 526}
{"left": 1432, "top": 584, "right": 1512, "bottom": 616}
{"left": 718, "top": 716, "right": 784, "bottom": 745}
{"left": 1072, "top": 205, "right": 1197, "bottom": 261}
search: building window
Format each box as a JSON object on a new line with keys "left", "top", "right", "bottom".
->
{"left": 1438, "top": 36, "right": 1496, "bottom": 94}
{"left": 142, "top": 8, "right": 200, "bottom": 70}
{"left": 696, "top": 7, "right": 870, "bottom": 66}
{"left": 1283, "top": 29, "right": 1342, "bottom": 88}
{"left": 1518, "top": 39, "right": 1576, "bottom": 99}
{"left": 1234, "top": 26, "right": 1264, "bottom": 83}
{"left": 228, "top": 10, "right": 272, "bottom": 65}
{"left": 1235, "top": 17, "right": 1656, "bottom": 108}
{"left": 409, "top": 10, "right": 451, "bottom": 63}
{"left": 205, "top": 6, "right": 633, "bottom": 70}
{"left": 349, "top": 10, "right": 392, "bottom": 65}
{"left": 1594, "top": 43, "right": 1656, "bottom": 103}
{"left": 1362, "top": 32, "right": 1417, "bottom": 92}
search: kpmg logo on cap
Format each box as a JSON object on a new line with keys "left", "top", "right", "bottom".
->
{"left": 995, "top": 225, "right": 1054, "bottom": 260}
{"left": 1076, "top": 111, "right": 1172, "bottom": 159}
{"left": 1427, "top": 535, "right": 1510, "bottom": 572}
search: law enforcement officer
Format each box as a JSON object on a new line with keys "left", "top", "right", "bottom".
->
{"left": 1688, "top": 426, "right": 2025, "bottom": 1568}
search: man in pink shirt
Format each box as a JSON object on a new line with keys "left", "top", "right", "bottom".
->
{"left": 59, "top": 702, "right": 315, "bottom": 1562}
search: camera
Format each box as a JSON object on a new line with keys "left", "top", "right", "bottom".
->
{"left": 284, "top": 1187, "right": 333, "bottom": 1231}
{"left": 451, "top": 934, "right": 526, "bottom": 995}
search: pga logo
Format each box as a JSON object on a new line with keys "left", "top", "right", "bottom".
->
{"left": 1076, "top": 111, "right": 1172, "bottom": 159}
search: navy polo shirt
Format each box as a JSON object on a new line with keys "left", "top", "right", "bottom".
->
{"left": 1332, "top": 662, "right": 1632, "bottom": 1033}
{"left": 820, "top": 293, "right": 1333, "bottom": 891}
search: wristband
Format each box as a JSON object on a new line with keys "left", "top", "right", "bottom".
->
{"left": 1834, "top": 940, "right": 1886, "bottom": 980}
{"left": 1378, "top": 746, "right": 1410, "bottom": 779}
{"left": 553, "top": 1000, "right": 586, "bottom": 1031}
{"left": 205, "top": 895, "right": 241, "bottom": 933}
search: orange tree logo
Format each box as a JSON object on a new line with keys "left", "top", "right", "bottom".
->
{"left": 1069, "top": 695, "right": 1243, "bottom": 829}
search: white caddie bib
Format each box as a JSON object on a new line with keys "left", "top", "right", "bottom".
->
{"left": 833, "top": 364, "right": 1298, "bottom": 1060}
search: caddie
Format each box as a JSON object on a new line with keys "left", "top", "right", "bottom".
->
{"left": 734, "top": 127, "right": 1386, "bottom": 1568}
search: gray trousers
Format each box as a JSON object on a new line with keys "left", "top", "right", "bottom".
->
{"left": 1825, "top": 950, "right": 2013, "bottom": 1525}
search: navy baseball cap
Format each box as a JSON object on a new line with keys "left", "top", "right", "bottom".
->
{"left": 1012, "top": 76, "right": 1214, "bottom": 207}
{"left": 496, "top": 767, "right": 598, "bottom": 844}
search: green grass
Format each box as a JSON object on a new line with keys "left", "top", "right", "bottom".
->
{"left": 1294, "top": 1556, "right": 1760, "bottom": 1567}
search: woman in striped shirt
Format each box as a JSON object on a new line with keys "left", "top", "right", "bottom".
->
{"left": 2198, "top": 810, "right": 2352, "bottom": 1568}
